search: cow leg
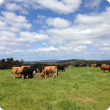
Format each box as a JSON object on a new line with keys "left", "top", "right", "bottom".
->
{"left": 53, "top": 72, "right": 54, "bottom": 78}
{"left": 12, "top": 70, "right": 15, "bottom": 79}
{"left": 45, "top": 71, "right": 46, "bottom": 78}
{"left": 24, "top": 74, "right": 26, "bottom": 79}
{"left": 13, "top": 74, "right": 15, "bottom": 79}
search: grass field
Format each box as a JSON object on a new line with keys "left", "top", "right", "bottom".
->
{"left": 0, "top": 67, "right": 110, "bottom": 110}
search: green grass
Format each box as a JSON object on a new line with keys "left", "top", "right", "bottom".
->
{"left": 0, "top": 67, "right": 110, "bottom": 110}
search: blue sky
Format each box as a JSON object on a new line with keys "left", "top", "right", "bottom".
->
{"left": 0, "top": 0, "right": 110, "bottom": 61}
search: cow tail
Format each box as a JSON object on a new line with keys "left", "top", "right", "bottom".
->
{"left": 55, "top": 67, "right": 58, "bottom": 77}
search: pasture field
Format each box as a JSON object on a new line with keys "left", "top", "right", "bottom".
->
{"left": 0, "top": 67, "right": 110, "bottom": 110}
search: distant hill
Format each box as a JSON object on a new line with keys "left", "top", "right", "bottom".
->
{"left": 24, "top": 59, "right": 82, "bottom": 63}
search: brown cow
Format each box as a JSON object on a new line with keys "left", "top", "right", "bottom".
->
{"left": 11, "top": 66, "right": 24, "bottom": 79}
{"left": 92, "top": 64, "right": 97, "bottom": 67}
{"left": 42, "top": 66, "right": 58, "bottom": 78}
{"left": 100, "top": 64, "right": 110, "bottom": 73}
{"left": 79, "top": 64, "right": 82, "bottom": 67}
{"left": 66, "top": 65, "right": 69, "bottom": 67}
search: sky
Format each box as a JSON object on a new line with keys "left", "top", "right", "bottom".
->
{"left": 0, "top": 0, "right": 110, "bottom": 61}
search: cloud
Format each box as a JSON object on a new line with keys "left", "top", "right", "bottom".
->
{"left": 107, "top": 0, "right": 110, "bottom": 3}
{"left": 36, "top": 0, "right": 82, "bottom": 14}
{"left": 19, "top": 31, "right": 49, "bottom": 43}
{"left": 0, "top": 0, "right": 5, "bottom": 6}
{"left": 84, "top": 0, "right": 102, "bottom": 9}
{"left": 5, "top": 3, "right": 22, "bottom": 11}
{"left": 28, "top": 46, "right": 60, "bottom": 53}
{"left": 33, "top": 14, "right": 46, "bottom": 24}
{"left": 1, "top": 0, "right": 82, "bottom": 14}
{"left": 0, "top": 11, "right": 32, "bottom": 32}
{"left": 46, "top": 17, "right": 72, "bottom": 28}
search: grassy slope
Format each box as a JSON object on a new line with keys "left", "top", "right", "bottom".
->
{"left": 0, "top": 67, "right": 110, "bottom": 110}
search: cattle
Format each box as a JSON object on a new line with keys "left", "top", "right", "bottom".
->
{"left": 11, "top": 66, "right": 35, "bottom": 79}
{"left": 75, "top": 64, "right": 79, "bottom": 67}
{"left": 92, "top": 64, "right": 97, "bottom": 67}
{"left": 82, "top": 64, "right": 87, "bottom": 66}
{"left": 95, "top": 64, "right": 102, "bottom": 67}
{"left": 57, "top": 65, "right": 65, "bottom": 72}
{"left": 88, "top": 64, "right": 92, "bottom": 67}
{"left": 79, "top": 64, "right": 82, "bottom": 67}
{"left": 66, "top": 65, "right": 69, "bottom": 67}
{"left": 101, "top": 64, "right": 110, "bottom": 73}
{"left": 23, "top": 66, "right": 34, "bottom": 79}
{"left": 11, "top": 66, "right": 24, "bottom": 79}
{"left": 42, "top": 66, "right": 58, "bottom": 78}
{"left": 35, "top": 66, "right": 43, "bottom": 73}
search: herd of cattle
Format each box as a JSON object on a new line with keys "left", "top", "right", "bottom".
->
{"left": 11, "top": 65, "right": 65, "bottom": 79}
{"left": 0, "top": 63, "right": 110, "bottom": 79}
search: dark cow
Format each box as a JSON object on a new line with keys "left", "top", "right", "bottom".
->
{"left": 101, "top": 64, "right": 110, "bottom": 73}
{"left": 23, "top": 66, "right": 34, "bottom": 79}
{"left": 57, "top": 65, "right": 65, "bottom": 72}
{"left": 95, "top": 64, "right": 102, "bottom": 67}
{"left": 75, "top": 64, "right": 79, "bottom": 67}
{"left": 88, "top": 64, "right": 92, "bottom": 67}
{"left": 82, "top": 64, "right": 87, "bottom": 66}
{"left": 35, "top": 66, "right": 43, "bottom": 73}
{"left": 42, "top": 66, "right": 58, "bottom": 78}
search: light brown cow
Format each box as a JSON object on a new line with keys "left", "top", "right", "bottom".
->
{"left": 42, "top": 66, "right": 58, "bottom": 78}
{"left": 92, "top": 64, "right": 97, "bottom": 67}
{"left": 100, "top": 64, "right": 110, "bottom": 73}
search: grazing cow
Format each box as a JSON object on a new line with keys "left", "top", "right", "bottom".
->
{"left": 101, "top": 64, "right": 110, "bottom": 73}
{"left": 35, "top": 66, "right": 43, "bottom": 73}
{"left": 42, "top": 66, "right": 58, "bottom": 78}
{"left": 57, "top": 65, "right": 65, "bottom": 72}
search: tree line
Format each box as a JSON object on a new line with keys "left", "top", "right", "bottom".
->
{"left": 0, "top": 58, "right": 23, "bottom": 69}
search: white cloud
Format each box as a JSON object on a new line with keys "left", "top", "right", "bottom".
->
{"left": 0, "top": 11, "right": 32, "bottom": 32}
{"left": 0, "top": 0, "right": 3, "bottom": 4}
{"left": 5, "top": 3, "right": 22, "bottom": 11}
{"left": 33, "top": 14, "right": 46, "bottom": 24}
{"left": 19, "top": 31, "right": 49, "bottom": 43}
{"left": 28, "top": 46, "right": 60, "bottom": 53}
{"left": 1, "top": 0, "right": 82, "bottom": 14}
{"left": 36, "top": 0, "right": 82, "bottom": 14}
{"left": 107, "top": 0, "right": 110, "bottom": 3}
{"left": 46, "top": 17, "right": 72, "bottom": 28}
{"left": 84, "top": 0, "right": 102, "bottom": 9}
